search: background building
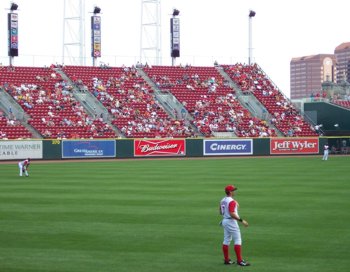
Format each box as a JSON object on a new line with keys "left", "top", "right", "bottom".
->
{"left": 334, "top": 42, "right": 350, "bottom": 83}
{"left": 290, "top": 54, "right": 336, "bottom": 99}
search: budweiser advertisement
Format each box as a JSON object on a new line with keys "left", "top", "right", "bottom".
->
{"left": 134, "top": 139, "right": 186, "bottom": 157}
{"left": 270, "top": 138, "right": 319, "bottom": 155}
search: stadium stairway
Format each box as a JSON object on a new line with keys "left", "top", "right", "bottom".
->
{"left": 136, "top": 68, "right": 203, "bottom": 137}
{"left": 0, "top": 88, "right": 42, "bottom": 138}
{"left": 216, "top": 66, "right": 283, "bottom": 137}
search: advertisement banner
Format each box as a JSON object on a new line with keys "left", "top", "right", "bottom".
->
{"left": 134, "top": 139, "right": 185, "bottom": 157}
{"left": 170, "top": 17, "right": 180, "bottom": 57}
{"left": 270, "top": 138, "right": 319, "bottom": 154}
{"left": 0, "top": 141, "right": 43, "bottom": 160}
{"left": 62, "top": 140, "right": 115, "bottom": 158}
{"left": 8, "top": 12, "right": 18, "bottom": 56}
{"left": 203, "top": 139, "right": 253, "bottom": 156}
{"left": 91, "top": 15, "right": 101, "bottom": 58}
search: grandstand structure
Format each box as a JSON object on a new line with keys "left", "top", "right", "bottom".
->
{"left": 0, "top": 63, "right": 319, "bottom": 140}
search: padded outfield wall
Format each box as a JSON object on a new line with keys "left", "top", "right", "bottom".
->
{"left": 1, "top": 137, "right": 346, "bottom": 161}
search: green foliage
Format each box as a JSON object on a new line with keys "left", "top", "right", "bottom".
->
{"left": 0, "top": 156, "right": 349, "bottom": 272}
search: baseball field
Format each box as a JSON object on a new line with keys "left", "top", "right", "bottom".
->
{"left": 0, "top": 156, "right": 349, "bottom": 272}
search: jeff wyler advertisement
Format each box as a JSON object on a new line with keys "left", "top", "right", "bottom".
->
{"left": 270, "top": 138, "right": 319, "bottom": 154}
{"left": 0, "top": 141, "right": 43, "bottom": 160}
{"left": 62, "top": 140, "right": 116, "bottom": 158}
{"left": 203, "top": 139, "right": 253, "bottom": 156}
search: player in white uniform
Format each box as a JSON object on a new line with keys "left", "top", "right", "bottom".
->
{"left": 322, "top": 144, "right": 329, "bottom": 160}
{"left": 18, "top": 158, "right": 30, "bottom": 177}
{"left": 219, "top": 185, "right": 250, "bottom": 266}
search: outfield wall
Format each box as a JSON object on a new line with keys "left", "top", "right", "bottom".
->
{"left": 1, "top": 137, "right": 349, "bottom": 161}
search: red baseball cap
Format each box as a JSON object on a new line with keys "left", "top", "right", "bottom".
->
{"left": 225, "top": 185, "right": 237, "bottom": 193}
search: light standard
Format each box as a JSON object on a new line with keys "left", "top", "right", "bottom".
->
{"left": 248, "top": 10, "right": 256, "bottom": 65}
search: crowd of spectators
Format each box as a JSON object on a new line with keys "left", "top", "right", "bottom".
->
{"left": 144, "top": 65, "right": 276, "bottom": 137}
{"left": 0, "top": 109, "right": 31, "bottom": 139}
{"left": 0, "top": 66, "right": 115, "bottom": 139}
{"left": 0, "top": 63, "right": 324, "bottom": 140}
{"left": 63, "top": 65, "right": 195, "bottom": 138}
{"left": 309, "top": 88, "right": 350, "bottom": 109}
{"left": 192, "top": 93, "right": 275, "bottom": 137}
{"left": 223, "top": 63, "right": 318, "bottom": 137}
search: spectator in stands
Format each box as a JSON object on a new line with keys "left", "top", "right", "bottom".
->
{"left": 314, "top": 124, "right": 322, "bottom": 133}
{"left": 23, "top": 101, "right": 33, "bottom": 109}
{"left": 287, "top": 128, "right": 294, "bottom": 137}
{"left": 0, "top": 130, "right": 7, "bottom": 139}
{"left": 42, "top": 129, "right": 52, "bottom": 138}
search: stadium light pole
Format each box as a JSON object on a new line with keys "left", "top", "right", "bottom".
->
{"left": 248, "top": 10, "right": 256, "bottom": 65}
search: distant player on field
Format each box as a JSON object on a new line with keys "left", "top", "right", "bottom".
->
{"left": 18, "top": 158, "right": 30, "bottom": 177}
{"left": 219, "top": 184, "right": 250, "bottom": 266}
{"left": 322, "top": 144, "right": 329, "bottom": 161}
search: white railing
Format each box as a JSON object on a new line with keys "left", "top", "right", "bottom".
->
{"left": 0, "top": 54, "right": 245, "bottom": 68}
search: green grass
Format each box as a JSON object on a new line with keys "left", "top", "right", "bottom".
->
{"left": 0, "top": 156, "right": 350, "bottom": 272}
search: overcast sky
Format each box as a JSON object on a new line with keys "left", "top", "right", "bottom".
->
{"left": 0, "top": 0, "right": 349, "bottom": 98}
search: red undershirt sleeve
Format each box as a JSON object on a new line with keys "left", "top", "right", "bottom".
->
{"left": 228, "top": 200, "right": 236, "bottom": 213}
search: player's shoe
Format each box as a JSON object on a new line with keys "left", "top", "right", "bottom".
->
{"left": 224, "top": 259, "right": 234, "bottom": 265}
{"left": 237, "top": 260, "right": 250, "bottom": 266}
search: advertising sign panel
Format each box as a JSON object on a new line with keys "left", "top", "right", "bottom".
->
{"left": 134, "top": 139, "right": 185, "bottom": 157}
{"left": 8, "top": 13, "right": 18, "bottom": 56}
{"left": 0, "top": 141, "right": 43, "bottom": 160}
{"left": 170, "top": 18, "right": 180, "bottom": 57}
{"left": 62, "top": 140, "right": 115, "bottom": 158}
{"left": 270, "top": 138, "right": 319, "bottom": 154}
{"left": 203, "top": 139, "right": 253, "bottom": 156}
{"left": 91, "top": 15, "right": 101, "bottom": 58}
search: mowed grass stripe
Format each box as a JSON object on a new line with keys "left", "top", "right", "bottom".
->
{"left": 0, "top": 156, "right": 349, "bottom": 272}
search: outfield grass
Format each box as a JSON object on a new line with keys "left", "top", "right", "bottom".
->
{"left": 0, "top": 156, "right": 349, "bottom": 272}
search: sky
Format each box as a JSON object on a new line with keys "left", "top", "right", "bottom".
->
{"left": 0, "top": 0, "right": 349, "bottom": 98}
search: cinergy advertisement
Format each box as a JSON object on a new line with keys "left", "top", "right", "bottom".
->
{"left": 134, "top": 139, "right": 185, "bottom": 157}
{"left": 270, "top": 138, "right": 319, "bottom": 154}
{"left": 204, "top": 139, "right": 253, "bottom": 156}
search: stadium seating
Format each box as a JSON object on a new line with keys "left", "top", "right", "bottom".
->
{"left": 63, "top": 65, "right": 195, "bottom": 138}
{"left": 0, "top": 66, "right": 115, "bottom": 139}
{"left": 332, "top": 99, "right": 350, "bottom": 109}
{"left": 0, "top": 63, "right": 321, "bottom": 139}
{"left": 0, "top": 115, "right": 32, "bottom": 139}
{"left": 222, "top": 64, "right": 318, "bottom": 137}
{"left": 143, "top": 65, "right": 276, "bottom": 137}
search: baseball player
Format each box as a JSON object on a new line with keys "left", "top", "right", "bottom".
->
{"left": 219, "top": 184, "right": 250, "bottom": 266}
{"left": 322, "top": 144, "right": 329, "bottom": 161}
{"left": 18, "top": 158, "right": 30, "bottom": 177}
